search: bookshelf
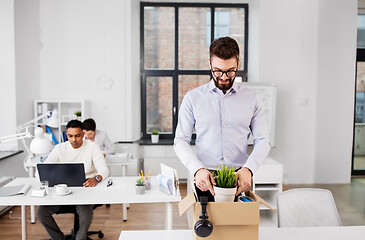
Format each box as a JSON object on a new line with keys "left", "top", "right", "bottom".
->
{"left": 253, "top": 158, "right": 283, "bottom": 227}
{"left": 33, "top": 100, "right": 89, "bottom": 143}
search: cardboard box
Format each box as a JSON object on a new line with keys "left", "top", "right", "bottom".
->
{"left": 179, "top": 191, "right": 275, "bottom": 240}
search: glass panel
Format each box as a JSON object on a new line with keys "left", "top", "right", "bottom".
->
{"left": 144, "top": 7, "right": 175, "bottom": 69}
{"left": 146, "top": 77, "right": 172, "bottom": 133}
{"left": 178, "top": 75, "right": 210, "bottom": 108}
{"left": 179, "top": 8, "right": 211, "bottom": 70}
{"left": 358, "top": 15, "right": 365, "bottom": 48}
{"left": 354, "top": 62, "right": 365, "bottom": 170}
{"left": 215, "top": 8, "right": 246, "bottom": 70}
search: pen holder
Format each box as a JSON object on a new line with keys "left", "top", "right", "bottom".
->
{"left": 144, "top": 177, "right": 151, "bottom": 191}
{"left": 136, "top": 185, "right": 146, "bottom": 195}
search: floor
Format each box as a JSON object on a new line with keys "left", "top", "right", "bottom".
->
{"left": 0, "top": 179, "right": 365, "bottom": 240}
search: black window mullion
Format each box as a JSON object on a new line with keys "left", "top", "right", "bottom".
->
{"left": 352, "top": 48, "right": 365, "bottom": 175}
{"left": 211, "top": 7, "right": 215, "bottom": 43}
{"left": 244, "top": 4, "right": 249, "bottom": 76}
{"left": 140, "top": 4, "right": 146, "bottom": 140}
{"left": 173, "top": 6, "right": 179, "bottom": 137}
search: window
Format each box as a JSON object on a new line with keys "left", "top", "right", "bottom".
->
{"left": 353, "top": 14, "right": 365, "bottom": 175}
{"left": 141, "top": 2, "right": 249, "bottom": 142}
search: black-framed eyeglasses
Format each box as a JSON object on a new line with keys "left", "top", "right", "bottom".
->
{"left": 210, "top": 63, "right": 238, "bottom": 78}
{"left": 211, "top": 69, "right": 238, "bottom": 78}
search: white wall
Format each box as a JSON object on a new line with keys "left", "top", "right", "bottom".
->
{"left": 38, "top": 0, "right": 140, "bottom": 142}
{"left": 0, "top": 0, "right": 17, "bottom": 151}
{"left": 14, "top": 0, "right": 40, "bottom": 126}
{"left": 3, "top": 0, "right": 357, "bottom": 183}
{"left": 314, "top": 0, "right": 357, "bottom": 183}
{"left": 260, "top": 0, "right": 357, "bottom": 183}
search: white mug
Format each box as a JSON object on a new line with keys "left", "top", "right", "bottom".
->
{"left": 54, "top": 184, "right": 68, "bottom": 194}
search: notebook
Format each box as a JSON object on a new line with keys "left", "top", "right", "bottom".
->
{"left": 37, "top": 163, "right": 86, "bottom": 187}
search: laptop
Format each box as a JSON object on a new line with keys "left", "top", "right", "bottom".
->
{"left": 37, "top": 163, "right": 86, "bottom": 187}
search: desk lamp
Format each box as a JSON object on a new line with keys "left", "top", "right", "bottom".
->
{"left": 0, "top": 111, "right": 54, "bottom": 167}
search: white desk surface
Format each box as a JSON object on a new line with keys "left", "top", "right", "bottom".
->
{"left": 0, "top": 176, "right": 180, "bottom": 240}
{"left": 119, "top": 226, "right": 365, "bottom": 240}
{"left": 0, "top": 176, "right": 181, "bottom": 206}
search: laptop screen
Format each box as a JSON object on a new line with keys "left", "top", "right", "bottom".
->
{"left": 37, "top": 163, "right": 86, "bottom": 187}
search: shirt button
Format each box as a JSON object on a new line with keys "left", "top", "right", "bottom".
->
{"left": 224, "top": 140, "right": 228, "bottom": 143}
{"left": 222, "top": 124, "right": 226, "bottom": 128}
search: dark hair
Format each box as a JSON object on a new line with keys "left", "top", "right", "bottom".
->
{"left": 66, "top": 120, "right": 84, "bottom": 130}
{"left": 83, "top": 118, "right": 96, "bottom": 131}
{"left": 209, "top": 37, "right": 239, "bottom": 60}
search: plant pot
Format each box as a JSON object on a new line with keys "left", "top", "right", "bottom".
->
{"left": 213, "top": 186, "right": 236, "bottom": 202}
{"left": 151, "top": 134, "right": 159, "bottom": 143}
{"left": 136, "top": 185, "right": 146, "bottom": 195}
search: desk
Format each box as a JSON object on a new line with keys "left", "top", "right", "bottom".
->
{"left": 118, "top": 226, "right": 365, "bottom": 240}
{"left": 24, "top": 152, "right": 131, "bottom": 223}
{"left": 0, "top": 176, "right": 181, "bottom": 240}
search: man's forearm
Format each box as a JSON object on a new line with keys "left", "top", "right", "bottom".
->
{"left": 243, "top": 138, "right": 271, "bottom": 173}
{"left": 174, "top": 140, "right": 204, "bottom": 175}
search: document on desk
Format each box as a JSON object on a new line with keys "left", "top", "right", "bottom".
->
{"left": 158, "top": 164, "right": 179, "bottom": 196}
{"left": 0, "top": 184, "right": 31, "bottom": 197}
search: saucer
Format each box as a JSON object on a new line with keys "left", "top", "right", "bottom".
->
{"left": 54, "top": 190, "right": 72, "bottom": 196}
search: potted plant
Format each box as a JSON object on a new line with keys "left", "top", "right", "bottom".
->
{"left": 136, "top": 178, "right": 146, "bottom": 195}
{"left": 213, "top": 165, "right": 238, "bottom": 202}
{"left": 74, "top": 111, "right": 82, "bottom": 121}
{"left": 151, "top": 129, "right": 159, "bottom": 143}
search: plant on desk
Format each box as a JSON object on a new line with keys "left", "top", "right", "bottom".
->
{"left": 136, "top": 178, "right": 146, "bottom": 195}
{"left": 213, "top": 164, "right": 238, "bottom": 202}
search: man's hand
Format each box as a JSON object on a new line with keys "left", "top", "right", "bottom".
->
{"left": 83, "top": 176, "right": 101, "bottom": 187}
{"left": 194, "top": 168, "right": 216, "bottom": 195}
{"left": 236, "top": 167, "right": 252, "bottom": 196}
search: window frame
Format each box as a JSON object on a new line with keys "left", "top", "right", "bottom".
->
{"left": 140, "top": 2, "right": 249, "bottom": 142}
{"left": 352, "top": 48, "right": 365, "bottom": 176}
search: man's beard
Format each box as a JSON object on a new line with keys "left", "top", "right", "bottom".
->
{"left": 213, "top": 76, "right": 235, "bottom": 92}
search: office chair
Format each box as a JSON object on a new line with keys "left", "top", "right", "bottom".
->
{"left": 277, "top": 188, "right": 342, "bottom": 228}
{"left": 55, "top": 204, "right": 104, "bottom": 240}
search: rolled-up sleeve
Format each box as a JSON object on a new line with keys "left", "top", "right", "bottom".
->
{"left": 243, "top": 97, "right": 271, "bottom": 173}
{"left": 92, "top": 145, "right": 109, "bottom": 180}
{"left": 174, "top": 93, "right": 204, "bottom": 175}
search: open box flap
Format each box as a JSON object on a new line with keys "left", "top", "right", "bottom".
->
{"left": 246, "top": 190, "right": 276, "bottom": 213}
{"left": 179, "top": 191, "right": 197, "bottom": 216}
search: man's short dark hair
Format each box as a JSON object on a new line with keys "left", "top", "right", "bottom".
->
{"left": 209, "top": 36, "right": 239, "bottom": 60}
{"left": 83, "top": 118, "right": 96, "bottom": 131}
{"left": 66, "top": 120, "right": 83, "bottom": 130}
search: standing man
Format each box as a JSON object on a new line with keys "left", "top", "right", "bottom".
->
{"left": 174, "top": 37, "right": 271, "bottom": 199}
{"left": 37, "top": 120, "right": 109, "bottom": 240}
{"left": 83, "top": 118, "right": 115, "bottom": 156}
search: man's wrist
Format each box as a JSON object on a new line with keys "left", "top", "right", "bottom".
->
{"left": 243, "top": 167, "right": 253, "bottom": 177}
{"left": 94, "top": 175, "right": 102, "bottom": 182}
{"left": 194, "top": 168, "right": 205, "bottom": 177}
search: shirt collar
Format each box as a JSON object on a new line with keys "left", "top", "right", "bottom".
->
{"left": 209, "top": 79, "right": 239, "bottom": 94}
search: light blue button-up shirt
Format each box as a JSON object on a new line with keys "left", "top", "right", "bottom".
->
{"left": 174, "top": 80, "right": 271, "bottom": 175}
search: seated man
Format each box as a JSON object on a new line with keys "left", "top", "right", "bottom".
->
{"left": 37, "top": 120, "right": 109, "bottom": 240}
{"left": 83, "top": 118, "right": 115, "bottom": 156}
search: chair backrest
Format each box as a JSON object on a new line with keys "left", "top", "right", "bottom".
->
{"left": 277, "top": 188, "right": 342, "bottom": 228}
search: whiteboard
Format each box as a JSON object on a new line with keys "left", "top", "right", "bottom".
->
{"left": 240, "top": 82, "right": 277, "bottom": 146}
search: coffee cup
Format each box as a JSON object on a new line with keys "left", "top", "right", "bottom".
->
{"left": 54, "top": 184, "right": 68, "bottom": 194}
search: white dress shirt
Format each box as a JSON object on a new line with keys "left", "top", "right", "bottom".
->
{"left": 174, "top": 80, "right": 271, "bottom": 175}
{"left": 94, "top": 130, "right": 115, "bottom": 155}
